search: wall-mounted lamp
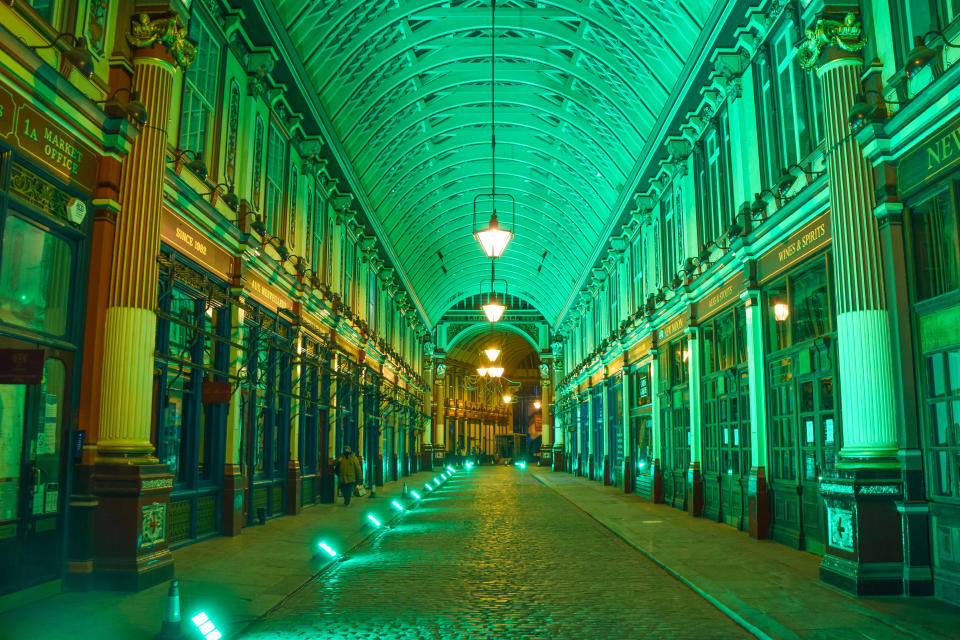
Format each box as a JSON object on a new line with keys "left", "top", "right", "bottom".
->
{"left": 847, "top": 91, "right": 904, "bottom": 133}
{"left": 903, "top": 32, "right": 960, "bottom": 79}
{"left": 172, "top": 149, "right": 208, "bottom": 181}
{"left": 28, "top": 33, "right": 94, "bottom": 78}
{"left": 95, "top": 87, "right": 148, "bottom": 126}
{"left": 533, "top": 400, "right": 541, "bottom": 409}
{"left": 773, "top": 302, "right": 790, "bottom": 322}
{"left": 204, "top": 182, "right": 238, "bottom": 210}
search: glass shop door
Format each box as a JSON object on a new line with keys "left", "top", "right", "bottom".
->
{"left": 0, "top": 344, "right": 70, "bottom": 595}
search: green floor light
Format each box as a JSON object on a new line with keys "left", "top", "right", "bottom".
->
{"left": 318, "top": 541, "right": 337, "bottom": 557}
{"left": 391, "top": 500, "right": 404, "bottom": 511}
{"left": 446, "top": 466, "right": 455, "bottom": 473}
{"left": 425, "top": 483, "right": 433, "bottom": 491}
{"left": 367, "top": 514, "right": 381, "bottom": 527}
{"left": 191, "top": 612, "right": 222, "bottom": 640}
{"left": 411, "top": 490, "right": 421, "bottom": 500}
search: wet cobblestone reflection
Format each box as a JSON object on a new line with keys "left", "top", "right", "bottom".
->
{"left": 240, "top": 467, "right": 750, "bottom": 639}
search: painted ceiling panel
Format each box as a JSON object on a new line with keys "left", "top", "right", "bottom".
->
{"left": 272, "top": 0, "right": 718, "bottom": 326}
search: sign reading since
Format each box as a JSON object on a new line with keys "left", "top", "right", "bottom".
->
{"left": 899, "top": 116, "right": 960, "bottom": 195}
{"left": 0, "top": 349, "right": 44, "bottom": 384}
{"left": 159, "top": 208, "right": 234, "bottom": 277}
{"left": 0, "top": 85, "right": 98, "bottom": 192}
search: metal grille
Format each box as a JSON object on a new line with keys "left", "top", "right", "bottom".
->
{"left": 168, "top": 499, "right": 191, "bottom": 543}
{"left": 197, "top": 495, "right": 217, "bottom": 536}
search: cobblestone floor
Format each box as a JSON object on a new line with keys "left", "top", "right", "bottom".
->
{"left": 239, "top": 466, "right": 751, "bottom": 640}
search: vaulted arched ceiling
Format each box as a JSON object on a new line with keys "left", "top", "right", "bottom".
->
{"left": 447, "top": 330, "right": 538, "bottom": 378}
{"left": 271, "top": 0, "right": 722, "bottom": 325}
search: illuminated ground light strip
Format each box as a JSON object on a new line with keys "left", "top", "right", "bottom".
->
{"left": 515, "top": 462, "right": 527, "bottom": 469}
{"left": 446, "top": 466, "right": 455, "bottom": 473}
{"left": 191, "top": 612, "right": 222, "bottom": 640}
{"left": 392, "top": 500, "right": 404, "bottom": 511}
{"left": 411, "top": 490, "right": 421, "bottom": 500}
{"left": 318, "top": 541, "right": 337, "bottom": 557}
{"left": 367, "top": 514, "right": 381, "bottom": 527}
{"left": 424, "top": 483, "right": 433, "bottom": 491}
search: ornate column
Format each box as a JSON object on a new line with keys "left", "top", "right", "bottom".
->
{"left": 92, "top": 12, "right": 194, "bottom": 590}
{"left": 319, "top": 341, "right": 336, "bottom": 502}
{"left": 799, "top": 12, "right": 903, "bottom": 595}
{"left": 222, "top": 281, "right": 246, "bottom": 535}
{"left": 621, "top": 363, "right": 633, "bottom": 494}
{"left": 685, "top": 326, "right": 703, "bottom": 516}
{"left": 649, "top": 344, "right": 664, "bottom": 503}
{"left": 285, "top": 323, "right": 304, "bottom": 515}
{"left": 743, "top": 288, "right": 771, "bottom": 539}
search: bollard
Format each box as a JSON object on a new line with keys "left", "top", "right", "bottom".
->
{"left": 154, "top": 580, "right": 185, "bottom": 640}
{"left": 401, "top": 482, "right": 408, "bottom": 498}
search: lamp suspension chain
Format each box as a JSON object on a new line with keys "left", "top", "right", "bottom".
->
{"left": 491, "top": 0, "right": 496, "bottom": 201}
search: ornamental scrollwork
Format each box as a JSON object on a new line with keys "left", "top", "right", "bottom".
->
{"left": 797, "top": 12, "right": 866, "bottom": 70}
{"left": 127, "top": 13, "right": 197, "bottom": 70}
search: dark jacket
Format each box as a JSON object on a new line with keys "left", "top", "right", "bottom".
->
{"left": 337, "top": 453, "right": 362, "bottom": 484}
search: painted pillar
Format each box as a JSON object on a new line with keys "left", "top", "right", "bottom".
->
{"left": 621, "top": 363, "right": 633, "bottom": 494}
{"left": 744, "top": 288, "right": 771, "bottom": 539}
{"left": 686, "top": 326, "right": 703, "bottom": 516}
{"left": 285, "top": 325, "right": 303, "bottom": 515}
{"left": 602, "top": 373, "right": 611, "bottom": 486}
{"left": 222, "top": 285, "right": 246, "bottom": 534}
{"left": 91, "top": 13, "right": 194, "bottom": 590}
{"left": 649, "top": 347, "right": 664, "bottom": 502}
{"left": 319, "top": 343, "right": 335, "bottom": 503}
{"left": 799, "top": 12, "right": 902, "bottom": 595}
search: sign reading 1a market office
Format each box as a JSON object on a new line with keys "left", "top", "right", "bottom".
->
{"left": 0, "top": 84, "right": 98, "bottom": 192}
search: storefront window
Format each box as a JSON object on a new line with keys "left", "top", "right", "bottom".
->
{"left": 910, "top": 186, "right": 959, "bottom": 302}
{"left": 766, "top": 258, "right": 832, "bottom": 351}
{"left": 0, "top": 214, "right": 72, "bottom": 336}
{"left": 925, "top": 348, "right": 960, "bottom": 498}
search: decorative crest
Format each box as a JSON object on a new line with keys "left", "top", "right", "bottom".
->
{"left": 127, "top": 13, "right": 196, "bottom": 70}
{"left": 797, "top": 12, "right": 866, "bottom": 70}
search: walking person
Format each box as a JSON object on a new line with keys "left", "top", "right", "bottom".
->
{"left": 336, "top": 446, "right": 363, "bottom": 507}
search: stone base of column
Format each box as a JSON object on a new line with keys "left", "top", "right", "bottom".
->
{"left": 285, "top": 461, "right": 302, "bottom": 516}
{"left": 91, "top": 463, "right": 174, "bottom": 591}
{"left": 687, "top": 462, "right": 703, "bottom": 517}
{"left": 552, "top": 445, "right": 564, "bottom": 472}
{"left": 319, "top": 458, "right": 336, "bottom": 504}
{"left": 222, "top": 464, "right": 244, "bottom": 536}
{"left": 748, "top": 466, "right": 771, "bottom": 539}
{"left": 652, "top": 459, "right": 664, "bottom": 504}
{"left": 65, "top": 465, "right": 97, "bottom": 591}
{"left": 819, "top": 468, "right": 905, "bottom": 596}
{"left": 603, "top": 455, "right": 611, "bottom": 486}
{"left": 539, "top": 447, "right": 552, "bottom": 467}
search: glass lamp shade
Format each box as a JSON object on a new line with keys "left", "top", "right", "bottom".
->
{"left": 482, "top": 301, "right": 506, "bottom": 322}
{"left": 502, "top": 394, "right": 512, "bottom": 404}
{"left": 477, "top": 367, "right": 488, "bottom": 377}
{"left": 488, "top": 367, "right": 504, "bottom": 378}
{"left": 484, "top": 347, "right": 501, "bottom": 362}
{"left": 475, "top": 213, "right": 512, "bottom": 258}
{"left": 773, "top": 302, "right": 790, "bottom": 322}
{"left": 533, "top": 400, "right": 541, "bottom": 409}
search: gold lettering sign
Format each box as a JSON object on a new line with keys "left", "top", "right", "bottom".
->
{"left": 900, "top": 116, "right": 960, "bottom": 195}
{"left": 759, "top": 213, "right": 831, "bottom": 282}
{"left": 658, "top": 313, "right": 688, "bottom": 343}
{"left": 159, "top": 208, "right": 233, "bottom": 277}
{"left": 0, "top": 85, "right": 98, "bottom": 192}
{"left": 245, "top": 269, "right": 293, "bottom": 312}
{"left": 695, "top": 275, "right": 745, "bottom": 321}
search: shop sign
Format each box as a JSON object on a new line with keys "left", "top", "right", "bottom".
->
{"left": 0, "top": 85, "right": 98, "bottom": 192}
{"left": 919, "top": 305, "right": 960, "bottom": 353}
{"left": 899, "top": 116, "right": 960, "bottom": 195}
{"left": 160, "top": 208, "right": 233, "bottom": 277}
{"left": 636, "top": 369, "right": 651, "bottom": 405}
{"left": 658, "top": 313, "right": 688, "bottom": 343}
{"left": 759, "top": 214, "right": 831, "bottom": 282}
{"left": 695, "top": 275, "right": 745, "bottom": 321}
{"left": 0, "top": 349, "right": 44, "bottom": 384}
{"left": 627, "top": 334, "right": 651, "bottom": 364}
{"left": 245, "top": 268, "right": 293, "bottom": 312}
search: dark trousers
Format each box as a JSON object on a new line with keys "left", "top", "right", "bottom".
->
{"left": 341, "top": 481, "right": 356, "bottom": 505}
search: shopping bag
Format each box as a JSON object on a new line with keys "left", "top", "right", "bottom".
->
{"left": 354, "top": 485, "right": 366, "bottom": 497}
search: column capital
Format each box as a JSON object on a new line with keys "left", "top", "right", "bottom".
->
{"left": 797, "top": 11, "right": 867, "bottom": 71}
{"left": 126, "top": 12, "right": 196, "bottom": 71}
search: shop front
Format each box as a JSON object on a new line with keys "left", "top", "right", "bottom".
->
{"left": 605, "top": 370, "right": 624, "bottom": 488}
{"left": 657, "top": 313, "right": 690, "bottom": 511}
{"left": 153, "top": 246, "right": 232, "bottom": 546}
{"left": 696, "top": 276, "right": 749, "bottom": 530}
{"left": 759, "top": 214, "right": 835, "bottom": 553}
{"left": 297, "top": 329, "right": 330, "bottom": 507}
{"left": 897, "top": 116, "right": 960, "bottom": 601}
{"left": 589, "top": 384, "right": 603, "bottom": 481}
{"left": 0, "top": 146, "right": 94, "bottom": 594}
